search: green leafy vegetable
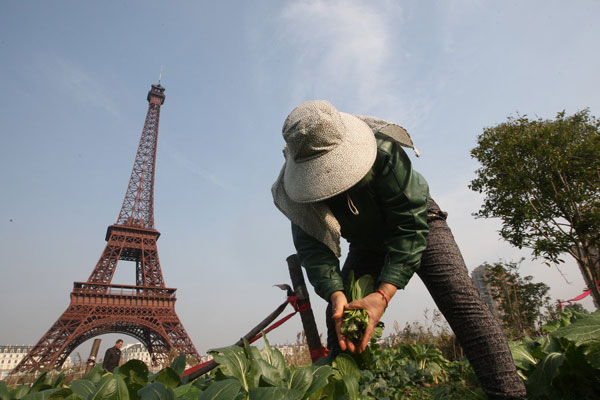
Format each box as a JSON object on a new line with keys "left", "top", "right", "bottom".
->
{"left": 89, "top": 374, "right": 128, "bottom": 400}
{"left": 341, "top": 271, "right": 384, "bottom": 343}
{"left": 0, "top": 382, "right": 11, "bottom": 400}
{"left": 154, "top": 368, "right": 180, "bottom": 390}
{"left": 69, "top": 379, "right": 95, "bottom": 400}
{"left": 198, "top": 379, "right": 240, "bottom": 400}
{"left": 118, "top": 360, "right": 149, "bottom": 386}
{"left": 169, "top": 355, "right": 187, "bottom": 376}
{"left": 137, "top": 382, "right": 175, "bottom": 400}
{"left": 510, "top": 310, "right": 600, "bottom": 399}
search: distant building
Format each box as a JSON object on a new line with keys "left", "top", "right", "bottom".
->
{"left": 471, "top": 265, "right": 502, "bottom": 319}
{"left": 272, "top": 342, "right": 313, "bottom": 366}
{"left": 273, "top": 344, "right": 294, "bottom": 357}
{"left": 0, "top": 345, "right": 32, "bottom": 379}
{"left": 119, "top": 343, "right": 212, "bottom": 373}
{"left": 119, "top": 343, "right": 162, "bottom": 373}
{"left": 120, "top": 343, "right": 153, "bottom": 365}
{"left": 0, "top": 345, "right": 73, "bottom": 379}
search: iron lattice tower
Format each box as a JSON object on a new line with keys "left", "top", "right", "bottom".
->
{"left": 12, "top": 83, "right": 200, "bottom": 374}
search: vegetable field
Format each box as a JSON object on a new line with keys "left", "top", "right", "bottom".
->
{"left": 1, "top": 310, "right": 599, "bottom": 399}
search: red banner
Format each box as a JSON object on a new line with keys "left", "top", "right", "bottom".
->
{"left": 558, "top": 281, "right": 599, "bottom": 308}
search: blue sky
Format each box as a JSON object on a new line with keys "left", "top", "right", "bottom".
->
{"left": 1, "top": 0, "right": 598, "bottom": 359}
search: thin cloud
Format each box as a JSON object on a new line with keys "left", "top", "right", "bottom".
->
{"left": 35, "top": 52, "right": 120, "bottom": 118}
{"left": 277, "top": 0, "right": 406, "bottom": 115}
{"left": 163, "top": 145, "right": 234, "bottom": 192}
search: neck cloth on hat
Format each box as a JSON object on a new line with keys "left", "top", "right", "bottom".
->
{"left": 272, "top": 100, "right": 419, "bottom": 256}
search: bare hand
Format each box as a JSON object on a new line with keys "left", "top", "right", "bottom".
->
{"left": 330, "top": 291, "right": 350, "bottom": 351}
{"left": 345, "top": 283, "right": 395, "bottom": 353}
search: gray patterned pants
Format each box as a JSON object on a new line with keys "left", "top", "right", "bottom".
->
{"left": 325, "top": 199, "right": 527, "bottom": 399}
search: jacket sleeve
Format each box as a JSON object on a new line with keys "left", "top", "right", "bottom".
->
{"left": 373, "top": 142, "right": 429, "bottom": 290}
{"left": 291, "top": 223, "right": 344, "bottom": 301}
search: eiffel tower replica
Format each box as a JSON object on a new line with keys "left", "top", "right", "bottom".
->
{"left": 12, "top": 80, "right": 200, "bottom": 374}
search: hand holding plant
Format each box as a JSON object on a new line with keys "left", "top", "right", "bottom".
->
{"left": 340, "top": 272, "right": 390, "bottom": 353}
{"left": 346, "top": 291, "right": 387, "bottom": 352}
{"left": 330, "top": 291, "right": 350, "bottom": 351}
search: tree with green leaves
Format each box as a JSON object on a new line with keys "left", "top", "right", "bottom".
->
{"left": 544, "top": 300, "right": 590, "bottom": 324}
{"left": 481, "top": 260, "right": 552, "bottom": 339}
{"left": 470, "top": 109, "right": 600, "bottom": 307}
{"left": 559, "top": 302, "right": 589, "bottom": 315}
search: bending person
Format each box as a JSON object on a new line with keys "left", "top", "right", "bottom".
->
{"left": 272, "top": 100, "right": 526, "bottom": 400}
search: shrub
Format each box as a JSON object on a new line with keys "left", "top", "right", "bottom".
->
{"left": 510, "top": 309, "right": 600, "bottom": 399}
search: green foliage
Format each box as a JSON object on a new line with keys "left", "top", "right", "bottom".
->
{"left": 480, "top": 260, "right": 552, "bottom": 338}
{"left": 137, "top": 382, "right": 174, "bottom": 400}
{"left": 561, "top": 303, "right": 589, "bottom": 315}
{"left": 89, "top": 374, "right": 128, "bottom": 400}
{"left": 169, "top": 356, "right": 187, "bottom": 377}
{"left": 1, "top": 382, "right": 11, "bottom": 400}
{"left": 68, "top": 381, "right": 95, "bottom": 400}
{"left": 197, "top": 379, "right": 239, "bottom": 400}
{"left": 205, "top": 337, "right": 363, "bottom": 399}
{"left": 7, "top": 312, "right": 598, "bottom": 399}
{"left": 28, "top": 373, "right": 50, "bottom": 394}
{"left": 386, "top": 310, "right": 464, "bottom": 362}
{"left": 83, "top": 366, "right": 104, "bottom": 385}
{"left": 21, "top": 388, "right": 61, "bottom": 400}
{"left": 1, "top": 359, "right": 180, "bottom": 400}
{"left": 0, "top": 335, "right": 368, "bottom": 400}
{"left": 341, "top": 272, "right": 384, "bottom": 343}
{"left": 510, "top": 309, "right": 600, "bottom": 399}
{"left": 341, "top": 310, "right": 370, "bottom": 343}
{"left": 358, "top": 343, "right": 483, "bottom": 400}
{"left": 10, "top": 386, "right": 30, "bottom": 400}
{"left": 345, "top": 272, "right": 372, "bottom": 302}
{"left": 470, "top": 109, "right": 600, "bottom": 305}
{"left": 0, "top": 339, "right": 486, "bottom": 400}
{"left": 153, "top": 369, "right": 180, "bottom": 390}
{"left": 249, "top": 386, "right": 302, "bottom": 400}
{"left": 118, "top": 360, "right": 149, "bottom": 387}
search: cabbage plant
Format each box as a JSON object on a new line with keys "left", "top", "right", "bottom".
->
{"left": 341, "top": 272, "right": 384, "bottom": 343}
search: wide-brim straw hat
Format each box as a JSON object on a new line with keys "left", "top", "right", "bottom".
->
{"left": 281, "top": 100, "right": 377, "bottom": 203}
{"left": 273, "top": 101, "right": 420, "bottom": 256}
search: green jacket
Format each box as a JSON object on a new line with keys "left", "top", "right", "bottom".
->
{"left": 292, "top": 138, "right": 430, "bottom": 301}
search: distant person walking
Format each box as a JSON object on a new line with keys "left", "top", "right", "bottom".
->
{"left": 102, "top": 339, "right": 123, "bottom": 372}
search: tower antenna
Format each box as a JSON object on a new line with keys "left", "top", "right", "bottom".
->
{"left": 158, "top": 66, "right": 163, "bottom": 84}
